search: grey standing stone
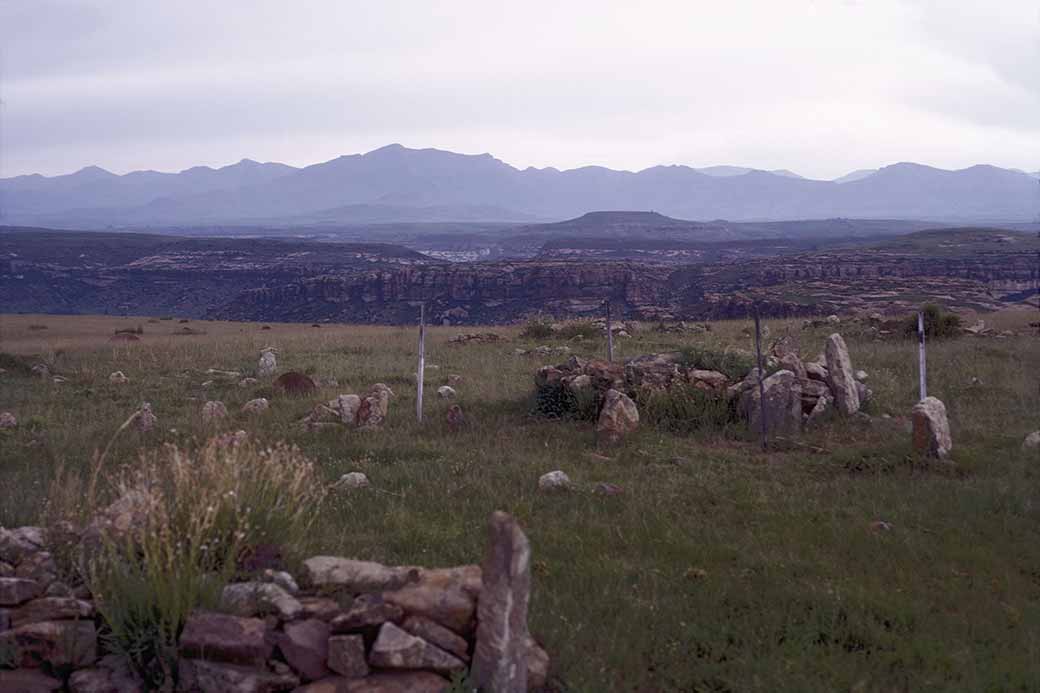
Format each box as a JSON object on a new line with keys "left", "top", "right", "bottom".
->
{"left": 825, "top": 333, "right": 860, "bottom": 415}
{"left": 912, "top": 397, "right": 952, "bottom": 459}
{"left": 471, "top": 511, "right": 532, "bottom": 693}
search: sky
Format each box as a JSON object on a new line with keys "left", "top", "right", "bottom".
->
{"left": 1, "top": 0, "right": 1038, "bottom": 180}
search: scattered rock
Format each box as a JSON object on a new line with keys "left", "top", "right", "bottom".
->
{"left": 107, "top": 371, "right": 129, "bottom": 384}
{"left": 854, "top": 369, "right": 868, "bottom": 382}
{"left": 327, "top": 634, "right": 369, "bottom": 679}
{"left": 0, "top": 412, "right": 16, "bottom": 429}
{"left": 201, "top": 400, "right": 229, "bottom": 422}
{"left": 596, "top": 389, "right": 639, "bottom": 446}
{"left": 827, "top": 314, "right": 840, "bottom": 324}
{"left": 911, "top": 397, "right": 952, "bottom": 459}
{"left": 368, "top": 622, "right": 465, "bottom": 675}
{"left": 241, "top": 398, "right": 269, "bottom": 414}
{"left": 825, "top": 333, "right": 860, "bottom": 416}
{"left": 436, "top": 386, "right": 456, "bottom": 399}
{"left": 446, "top": 404, "right": 465, "bottom": 432}
{"left": 332, "top": 472, "right": 370, "bottom": 490}
{"left": 357, "top": 384, "right": 394, "bottom": 429}
{"left": 238, "top": 377, "right": 259, "bottom": 387}
{"left": 538, "top": 471, "right": 572, "bottom": 492}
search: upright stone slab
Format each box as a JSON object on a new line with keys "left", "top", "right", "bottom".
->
{"left": 825, "top": 333, "right": 860, "bottom": 415}
{"left": 471, "top": 512, "right": 531, "bottom": 693}
{"left": 596, "top": 389, "right": 639, "bottom": 446}
{"left": 912, "top": 397, "right": 952, "bottom": 459}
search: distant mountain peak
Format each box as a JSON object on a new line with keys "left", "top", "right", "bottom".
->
{"left": 71, "top": 165, "right": 116, "bottom": 179}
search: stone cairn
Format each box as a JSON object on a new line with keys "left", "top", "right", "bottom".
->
{"left": 533, "top": 332, "right": 872, "bottom": 439}
{"left": 0, "top": 513, "right": 548, "bottom": 693}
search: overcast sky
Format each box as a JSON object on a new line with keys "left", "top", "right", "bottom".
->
{"left": 2, "top": 0, "right": 1038, "bottom": 179}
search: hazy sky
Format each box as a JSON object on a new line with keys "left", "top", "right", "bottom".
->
{"left": 2, "top": 0, "right": 1038, "bottom": 179}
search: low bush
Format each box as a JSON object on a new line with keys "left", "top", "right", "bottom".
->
{"left": 531, "top": 383, "right": 601, "bottom": 421}
{"left": 903, "top": 304, "right": 963, "bottom": 340}
{"left": 0, "top": 351, "right": 35, "bottom": 376}
{"left": 520, "top": 315, "right": 555, "bottom": 340}
{"left": 49, "top": 438, "right": 327, "bottom": 688}
{"left": 555, "top": 320, "right": 602, "bottom": 341}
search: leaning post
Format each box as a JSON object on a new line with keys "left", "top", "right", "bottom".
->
{"left": 917, "top": 310, "right": 927, "bottom": 400}
{"left": 753, "top": 306, "right": 768, "bottom": 450}
{"left": 605, "top": 301, "right": 614, "bottom": 362}
{"left": 417, "top": 302, "right": 426, "bottom": 423}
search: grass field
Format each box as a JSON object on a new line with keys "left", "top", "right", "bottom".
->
{"left": 1, "top": 311, "right": 1039, "bottom": 692}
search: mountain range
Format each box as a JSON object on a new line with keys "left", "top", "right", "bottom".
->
{"left": 2, "top": 144, "right": 1037, "bottom": 227}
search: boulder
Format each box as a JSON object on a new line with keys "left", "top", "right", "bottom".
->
{"left": 202, "top": 400, "right": 228, "bottom": 422}
{"left": 0, "top": 578, "right": 43, "bottom": 606}
{"left": 178, "top": 611, "right": 273, "bottom": 666}
{"left": 258, "top": 350, "right": 278, "bottom": 378}
{"left": 436, "top": 386, "right": 456, "bottom": 400}
{"left": 220, "top": 582, "right": 302, "bottom": 621}
{"left": 472, "top": 512, "right": 532, "bottom": 693}
{"left": 330, "top": 395, "right": 363, "bottom": 425}
{"left": 912, "top": 397, "right": 952, "bottom": 459}
{"left": 740, "top": 370, "right": 802, "bottom": 436}
{"left": 301, "top": 557, "right": 418, "bottom": 593}
{"left": 330, "top": 594, "right": 404, "bottom": 633}
{"left": 595, "top": 389, "right": 639, "bottom": 446}
{"left": 778, "top": 353, "right": 806, "bottom": 380}
{"left": 241, "top": 398, "right": 270, "bottom": 415}
{"left": 0, "top": 620, "right": 97, "bottom": 668}
{"left": 381, "top": 568, "right": 479, "bottom": 635}
{"left": 534, "top": 366, "right": 564, "bottom": 389}
{"left": 688, "top": 369, "right": 729, "bottom": 391}
{"left": 824, "top": 333, "right": 860, "bottom": 415}
{"left": 368, "top": 622, "right": 465, "bottom": 675}
{"left": 277, "top": 618, "right": 330, "bottom": 681}
{"left": 327, "top": 634, "right": 369, "bottom": 679}
{"left": 176, "top": 658, "right": 298, "bottom": 693}
{"left": 10, "top": 597, "right": 93, "bottom": 628}
{"left": 357, "top": 384, "right": 394, "bottom": 429}
{"left": 0, "top": 669, "right": 63, "bottom": 693}
{"left": 537, "top": 470, "right": 572, "bottom": 492}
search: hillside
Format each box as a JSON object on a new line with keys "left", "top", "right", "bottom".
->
{"left": 2, "top": 145, "right": 1037, "bottom": 226}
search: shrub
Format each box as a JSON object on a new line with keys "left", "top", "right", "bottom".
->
{"left": 0, "top": 351, "right": 34, "bottom": 376}
{"left": 531, "top": 383, "right": 600, "bottom": 421}
{"left": 555, "top": 320, "right": 602, "bottom": 341}
{"left": 678, "top": 346, "right": 756, "bottom": 382}
{"left": 902, "top": 304, "right": 963, "bottom": 340}
{"left": 520, "top": 315, "right": 555, "bottom": 340}
{"left": 62, "top": 438, "right": 327, "bottom": 687}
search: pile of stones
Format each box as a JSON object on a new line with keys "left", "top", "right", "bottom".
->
{"left": 0, "top": 512, "right": 548, "bottom": 693}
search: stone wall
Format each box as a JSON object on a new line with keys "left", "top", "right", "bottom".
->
{"left": 0, "top": 513, "right": 547, "bottom": 693}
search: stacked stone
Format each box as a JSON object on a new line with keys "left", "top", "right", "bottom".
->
{"left": 0, "top": 514, "right": 548, "bottom": 693}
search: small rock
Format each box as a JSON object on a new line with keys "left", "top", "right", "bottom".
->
{"left": 327, "top": 634, "right": 369, "bottom": 678}
{"left": 238, "top": 377, "right": 259, "bottom": 387}
{"left": 0, "top": 412, "right": 16, "bottom": 429}
{"left": 1021, "top": 431, "right": 1040, "bottom": 452}
{"left": 538, "top": 470, "right": 572, "bottom": 492}
{"left": 201, "top": 400, "right": 228, "bottom": 422}
{"left": 261, "top": 569, "right": 300, "bottom": 595}
{"left": 332, "top": 472, "right": 370, "bottom": 490}
{"left": 368, "top": 622, "right": 465, "bottom": 675}
{"left": 133, "top": 402, "right": 157, "bottom": 432}
{"left": 108, "top": 371, "right": 129, "bottom": 384}
{"left": 436, "top": 385, "right": 457, "bottom": 399}
{"left": 827, "top": 314, "right": 840, "bottom": 324}
{"left": 241, "top": 397, "right": 269, "bottom": 414}
{"left": 854, "top": 369, "right": 868, "bottom": 382}
{"left": 911, "top": 396, "right": 952, "bottom": 459}
{"left": 446, "top": 404, "right": 465, "bottom": 432}
{"left": 870, "top": 520, "right": 893, "bottom": 531}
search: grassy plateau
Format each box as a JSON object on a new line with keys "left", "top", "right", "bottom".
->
{"left": 1, "top": 311, "right": 1039, "bottom": 692}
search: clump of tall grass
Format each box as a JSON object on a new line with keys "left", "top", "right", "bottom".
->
{"left": 677, "top": 346, "right": 756, "bottom": 381}
{"left": 634, "top": 383, "right": 739, "bottom": 434}
{"left": 520, "top": 315, "right": 556, "bottom": 340}
{"left": 47, "top": 438, "right": 327, "bottom": 688}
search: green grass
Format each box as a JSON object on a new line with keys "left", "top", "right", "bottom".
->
{"left": 1, "top": 313, "right": 1039, "bottom": 691}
